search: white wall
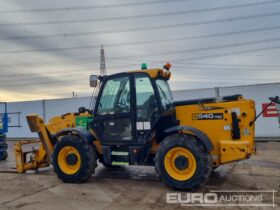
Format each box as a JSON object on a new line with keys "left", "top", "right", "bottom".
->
{"left": 220, "top": 83, "right": 280, "bottom": 137}
{"left": 5, "top": 83, "right": 280, "bottom": 139}
{"left": 173, "top": 88, "right": 216, "bottom": 101}
{"left": 44, "top": 97, "right": 91, "bottom": 121}
{"left": 8, "top": 100, "right": 44, "bottom": 138}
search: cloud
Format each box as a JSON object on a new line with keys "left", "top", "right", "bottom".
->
{"left": 0, "top": 0, "right": 279, "bottom": 101}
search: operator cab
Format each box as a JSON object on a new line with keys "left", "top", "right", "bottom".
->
{"left": 91, "top": 64, "right": 176, "bottom": 146}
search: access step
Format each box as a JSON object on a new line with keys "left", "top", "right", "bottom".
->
{"left": 111, "top": 150, "right": 129, "bottom": 166}
{"left": 112, "top": 161, "right": 129, "bottom": 166}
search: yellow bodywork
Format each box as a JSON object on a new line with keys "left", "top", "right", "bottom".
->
{"left": 14, "top": 112, "right": 91, "bottom": 173}
{"left": 175, "top": 98, "right": 256, "bottom": 167}
{"left": 128, "top": 68, "right": 171, "bottom": 80}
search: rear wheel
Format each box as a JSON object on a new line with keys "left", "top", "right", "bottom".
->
{"left": 155, "top": 134, "right": 212, "bottom": 190}
{"left": 53, "top": 135, "right": 97, "bottom": 183}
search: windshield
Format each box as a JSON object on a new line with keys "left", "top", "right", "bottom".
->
{"left": 156, "top": 79, "right": 174, "bottom": 109}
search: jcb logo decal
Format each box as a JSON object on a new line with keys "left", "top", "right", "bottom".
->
{"left": 192, "top": 113, "right": 224, "bottom": 120}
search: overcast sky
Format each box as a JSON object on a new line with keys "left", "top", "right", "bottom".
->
{"left": 0, "top": 0, "right": 280, "bottom": 102}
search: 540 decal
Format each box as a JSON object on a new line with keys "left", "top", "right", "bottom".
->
{"left": 192, "top": 113, "right": 224, "bottom": 120}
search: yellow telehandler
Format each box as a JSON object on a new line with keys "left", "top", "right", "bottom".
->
{"left": 15, "top": 63, "right": 259, "bottom": 190}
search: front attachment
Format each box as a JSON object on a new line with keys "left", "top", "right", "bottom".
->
{"left": 14, "top": 140, "right": 49, "bottom": 173}
{"left": 15, "top": 115, "right": 55, "bottom": 173}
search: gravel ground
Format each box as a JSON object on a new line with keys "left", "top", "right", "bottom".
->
{"left": 0, "top": 141, "right": 279, "bottom": 210}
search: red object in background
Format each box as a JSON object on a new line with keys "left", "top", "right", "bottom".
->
{"left": 262, "top": 102, "right": 279, "bottom": 117}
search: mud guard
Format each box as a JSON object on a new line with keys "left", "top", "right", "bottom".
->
{"left": 55, "top": 128, "right": 95, "bottom": 143}
{"left": 164, "top": 126, "right": 213, "bottom": 152}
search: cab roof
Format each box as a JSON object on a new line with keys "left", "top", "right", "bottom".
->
{"left": 127, "top": 68, "right": 171, "bottom": 80}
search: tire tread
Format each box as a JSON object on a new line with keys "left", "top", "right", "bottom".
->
{"left": 155, "top": 134, "right": 212, "bottom": 190}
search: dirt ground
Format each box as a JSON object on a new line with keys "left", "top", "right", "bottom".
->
{"left": 0, "top": 141, "right": 279, "bottom": 210}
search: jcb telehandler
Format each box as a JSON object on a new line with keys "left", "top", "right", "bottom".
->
{"left": 15, "top": 63, "right": 258, "bottom": 190}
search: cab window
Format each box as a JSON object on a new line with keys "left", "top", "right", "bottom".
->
{"left": 156, "top": 79, "right": 174, "bottom": 110}
{"left": 135, "top": 74, "right": 159, "bottom": 123}
{"left": 97, "top": 76, "right": 131, "bottom": 115}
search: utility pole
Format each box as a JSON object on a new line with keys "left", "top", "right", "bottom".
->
{"left": 72, "top": 91, "right": 77, "bottom": 98}
{"left": 89, "top": 45, "right": 106, "bottom": 109}
{"left": 100, "top": 45, "right": 106, "bottom": 76}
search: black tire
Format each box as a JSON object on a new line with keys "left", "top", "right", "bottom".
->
{"left": 155, "top": 134, "right": 212, "bottom": 190}
{"left": 0, "top": 151, "right": 8, "bottom": 160}
{"left": 0, "top": 134, "right": 6, "bottom": 141}
{"left": 52, "top": 135, "right": 97, "bottom": 183}
{"left": 0, "top": 135, "right": 7, "bottom": 161}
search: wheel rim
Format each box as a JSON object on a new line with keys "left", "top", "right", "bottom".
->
{"left": 58, "top": 146, "right": 81, "bottom": 175}
{"left": 164, "top": 147, "right": 197, "bottom": 181}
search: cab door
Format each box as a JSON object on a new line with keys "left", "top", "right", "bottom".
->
{"left": 134, "top": 73, "right": 160, "bottom": 143}
{"left": 92, "top": 74, "right": 135, "bottom": 143}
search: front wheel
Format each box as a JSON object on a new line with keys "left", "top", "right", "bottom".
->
{"left": 155, "top": 134, "right": 212, "bottom": 190}
{"left": 53, "top": 135, "right": 97, "bottom": 183}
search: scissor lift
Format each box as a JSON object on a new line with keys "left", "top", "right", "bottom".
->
{"left": 0, "top": 102, "right": 8, "bottom": 160}
{"left": 276, "top": 102, "right": 280, "bottom": 127}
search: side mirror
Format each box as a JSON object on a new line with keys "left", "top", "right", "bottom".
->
{"left": 89, "top": 75, "right": 98, "bottom": 87}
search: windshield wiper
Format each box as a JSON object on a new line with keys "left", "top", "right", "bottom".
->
{"left": 158, "top": 85, "right": 171, "bottom": 108}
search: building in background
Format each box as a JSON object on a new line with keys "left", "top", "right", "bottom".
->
{"left": 5, "top": 83, "right": 280, "bottom": 140}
